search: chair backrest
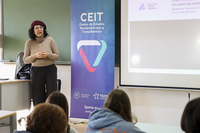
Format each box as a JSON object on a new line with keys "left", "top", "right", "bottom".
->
{"left": 15, "top": 52, "right": 25, "bottom": 79}
{"left": 57, "top": 79, "right": 61, "bottom": 91}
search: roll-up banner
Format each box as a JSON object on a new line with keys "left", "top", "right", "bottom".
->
{"left": 70, "top": 0, "right": 115, "bottom": 119}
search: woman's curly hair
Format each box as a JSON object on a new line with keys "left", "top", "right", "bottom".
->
{"left": 28, "top": 27, "right": 49, "bottom": 40}
{"left": 26, "top": 103, "right": 67, "bottom": 133}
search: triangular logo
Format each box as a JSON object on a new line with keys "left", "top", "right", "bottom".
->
{"left": 77, "top": 40, "right": 107, "bottom": 73}
{"left": 139, "top": 3, "right": 145, "bottom": 10}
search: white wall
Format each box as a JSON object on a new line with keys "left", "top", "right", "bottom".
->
{"left": 0, "top": 63, "right": 200, "bottom": 126}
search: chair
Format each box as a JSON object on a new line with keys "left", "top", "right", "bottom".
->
{"left": 15, "top": 52, "right": 25, "bottom": 79}
{"left": 57, "top": 79, "right": 61, "bottom": 91}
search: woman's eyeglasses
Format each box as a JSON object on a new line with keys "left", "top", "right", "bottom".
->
{"left": 34, "top": 26, "right": 44, "bottom": 30}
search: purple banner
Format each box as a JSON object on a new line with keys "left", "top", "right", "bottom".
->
{"left": 70, "top": 0, "right": 115, "bottom": 119}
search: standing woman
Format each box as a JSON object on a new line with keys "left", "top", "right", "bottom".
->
{"left": 23, "top": 20, "right": 60, "bottom": 106}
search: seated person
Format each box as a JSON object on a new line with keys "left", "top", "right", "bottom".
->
{"left": 14, "top": 103, "right": 67, "bottom": 133}
{"left": 46, "top": 91, "right": 79, "bottom": 133}
{"left": 181, "top": 97, "right": 200, "bottom": 133}
{"left": 84, "top": 88, "right": 146, "bottom": 133}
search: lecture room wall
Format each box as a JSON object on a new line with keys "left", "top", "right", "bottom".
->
{"left": 3, "top": 0, "right": 120, "bottom": 64}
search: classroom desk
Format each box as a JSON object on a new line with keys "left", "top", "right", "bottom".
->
{"left": 0, "top": 110, "right": 16, "bottom": 133}
{"left": 136, "top": 123, "right": 184, "bottom": 133}
{"left": 0, "top": 79, "right": 31, "bottom": 111}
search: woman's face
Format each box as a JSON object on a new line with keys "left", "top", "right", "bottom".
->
{"left": 34, "top": 25, "right": 44, "bottom": 38}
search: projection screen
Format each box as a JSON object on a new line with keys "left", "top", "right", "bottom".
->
{"left": 120, "top": 0, "right": 200, "bottom": 89}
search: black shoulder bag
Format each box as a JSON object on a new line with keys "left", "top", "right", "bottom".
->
{"left": 17, "top": 64, "right": 32, "bottom": 79}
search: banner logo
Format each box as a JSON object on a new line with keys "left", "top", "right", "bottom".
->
{"left": 77, "top": 40, "right": 107, "bottom": 72}
{"left": 74, "top": 92, "right": 80, "bottom": 99}
{"left": 93, "top": 92, "right": 99, "bottom": 100}
{"left": 139, "top": 3, "right": 146, "bottom": 10}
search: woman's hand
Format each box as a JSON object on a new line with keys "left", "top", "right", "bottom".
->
{"left": 34, "top": 52, "right": 48, "bottom": 58}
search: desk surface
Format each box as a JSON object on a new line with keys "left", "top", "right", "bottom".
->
{"left": 0, "top": 110, "right": 16, "bottom": 119}
{"left": 136, "top": 123, "right": 184, "bottom": 133}
{"left": 0, "top": 79, "right": 30, "bottom": 84}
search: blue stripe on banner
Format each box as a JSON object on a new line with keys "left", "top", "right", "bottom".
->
{"left": 70, "top": 0, "right": 115, "bottom": 119}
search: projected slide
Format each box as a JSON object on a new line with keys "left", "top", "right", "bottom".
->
{"left": 129, "top": 0, "right": 200, "bottom": 21}
{"left": 121, "top": 0, "right": 200, "bottom": 89}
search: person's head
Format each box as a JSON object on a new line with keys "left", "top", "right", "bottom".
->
{"left": 181, "top": 97, "right": 200, "bottom": 133}
{"left": 104, "top": 88, "right": 137, "bottom": 124}
{"left": 46, "top": 91, "right": 69, "bottom": 117}
{"left": 46, "top": 91, "right": 70, "bottom": 132}
{"left": 26, "top": 103, "right": 67, "bottom": 133}
{"left": 28, "top": 20, "right": 48, "bottom": 40}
